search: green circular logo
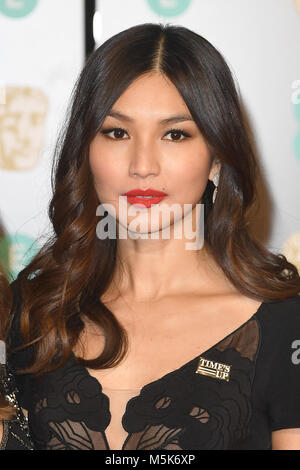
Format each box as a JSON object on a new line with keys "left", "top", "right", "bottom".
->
{"left": 0, "top": 0, "right": 38, "bottom": 18}
{"left": 146, "top": 0, "right": 192, "bottom": 18}
{"left": 0, "top": 233, "right": 39, "bottom": 279}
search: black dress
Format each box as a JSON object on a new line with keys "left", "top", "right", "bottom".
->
{"left": 7, "top": 286, "right": 300, "bottom": 450}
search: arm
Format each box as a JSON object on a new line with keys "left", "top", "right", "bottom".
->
{"left": 272, "top": 428, "right": 300, "bottom": 450}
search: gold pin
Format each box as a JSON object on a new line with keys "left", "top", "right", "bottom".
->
{"left": 195, "top": 356, "right": 231, "bottom": 382}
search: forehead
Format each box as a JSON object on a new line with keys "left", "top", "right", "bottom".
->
{"left": 110, "top": 72, "right": 190, "bottom": 117}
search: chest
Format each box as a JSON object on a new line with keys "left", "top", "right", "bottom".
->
{"left": 30, "top": 312, "right": 261, "bottom": 450}
{"left": 77, "top": 294, "right": 261, "bottom": 391}
{"left": 29, "top": 295, "right": 262, "bottom": 450}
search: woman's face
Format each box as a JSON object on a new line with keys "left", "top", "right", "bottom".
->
{"left": 89, "top": 72, "right": 218, "bottom": 236}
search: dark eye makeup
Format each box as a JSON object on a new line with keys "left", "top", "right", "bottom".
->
{"left": 99, "top": 127, "right": 192, "bottom": 142}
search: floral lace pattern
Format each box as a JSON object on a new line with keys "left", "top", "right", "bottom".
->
{"left": 30, "top": 361, "right": 110, "bottom": 450}
{"left": 25, "top": 316, "right": 260, "bottom": 450}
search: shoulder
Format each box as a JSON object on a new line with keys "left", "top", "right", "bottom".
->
{"left": 258, "top": 293, "right": 300, "bottom": 329}
{"left": 255, "top": 293, "right": 300, "bottom": 354}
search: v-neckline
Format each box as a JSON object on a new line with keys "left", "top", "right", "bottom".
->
{"left": 71, "top": 300, "right": 265, "bottom": 450}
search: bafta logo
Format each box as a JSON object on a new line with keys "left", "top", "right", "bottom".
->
{"left": 0, "top": 86, "right": 48, "bottom": 171}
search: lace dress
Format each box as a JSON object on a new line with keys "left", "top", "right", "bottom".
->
{"left": 7, "top": 292, "right": 300, "bottom": 450}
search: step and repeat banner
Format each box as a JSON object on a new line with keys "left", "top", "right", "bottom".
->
{"left": 0, "top": 0, "right": 299, "bottom": 278}
{"left": 0, "top": 0, "right": 84, "bottom": 278}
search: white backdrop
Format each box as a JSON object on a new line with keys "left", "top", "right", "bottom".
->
{"left": 0, "top": 0, "right": 84, "bottom": 278}
{"left": 0, "top": 0, "right": 299, "bottom": 278}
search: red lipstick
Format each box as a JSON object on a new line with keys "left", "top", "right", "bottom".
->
{"left": 122, "top": 188, "right": 167, "bottom": 208}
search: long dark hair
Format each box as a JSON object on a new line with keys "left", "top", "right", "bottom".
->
{"left": 12, "top": 22, "right": 300, "bottom": 376}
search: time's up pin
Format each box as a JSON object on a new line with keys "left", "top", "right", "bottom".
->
{"left": 196, "top": 356, "right": 231, "bottom": 382}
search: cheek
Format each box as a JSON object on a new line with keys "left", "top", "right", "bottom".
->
{"left": 170, "top": 152, "right": 211, "bottom": 197}
{"left": 89, "top": 144, "right": 121, "bottom": 189}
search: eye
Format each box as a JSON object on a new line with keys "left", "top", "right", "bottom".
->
{"left": 100, "top": 127, "right": 129, "bottom": 140}
{"left": 99, "top": 127, "right": 191, "bottom": 142}
{"left": 163, "top": 128, "right": 191, "bottom": 142}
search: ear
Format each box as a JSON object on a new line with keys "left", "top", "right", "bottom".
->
{"left": 208, "top": 158, "right": 221, "bottom": 182}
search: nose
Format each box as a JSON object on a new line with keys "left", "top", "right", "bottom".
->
{"left": 128, "top": 140, "right": 160, "bottom": 179}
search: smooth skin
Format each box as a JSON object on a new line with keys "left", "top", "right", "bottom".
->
{"left": 85, "top": 72, "right": 300, "bottom": 450}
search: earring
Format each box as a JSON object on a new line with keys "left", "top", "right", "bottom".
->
{"left": 212, "top": 173, "right": 219, "bottom": 204}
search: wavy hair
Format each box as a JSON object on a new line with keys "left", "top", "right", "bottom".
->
{"left": 12, "top": 23, "right": 300, "bottom": 376}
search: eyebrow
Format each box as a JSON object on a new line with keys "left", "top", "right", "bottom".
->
{"left": 106, "top": 109, "right": 194, "bottom": 125}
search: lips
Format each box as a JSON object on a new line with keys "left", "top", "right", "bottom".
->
{"left": 122, "top": 188, "right": 167, "bottom": 208}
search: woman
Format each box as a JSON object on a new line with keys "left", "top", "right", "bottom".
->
{"left": 0, "top": 268, "right": 33, "bottom": 450}
{"left": 8, "top": 23, "right": 300, "bottom": 450}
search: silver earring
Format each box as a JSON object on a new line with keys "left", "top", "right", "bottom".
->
{"left": 212, "top": 173, "right": 219, "bottom": 204}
